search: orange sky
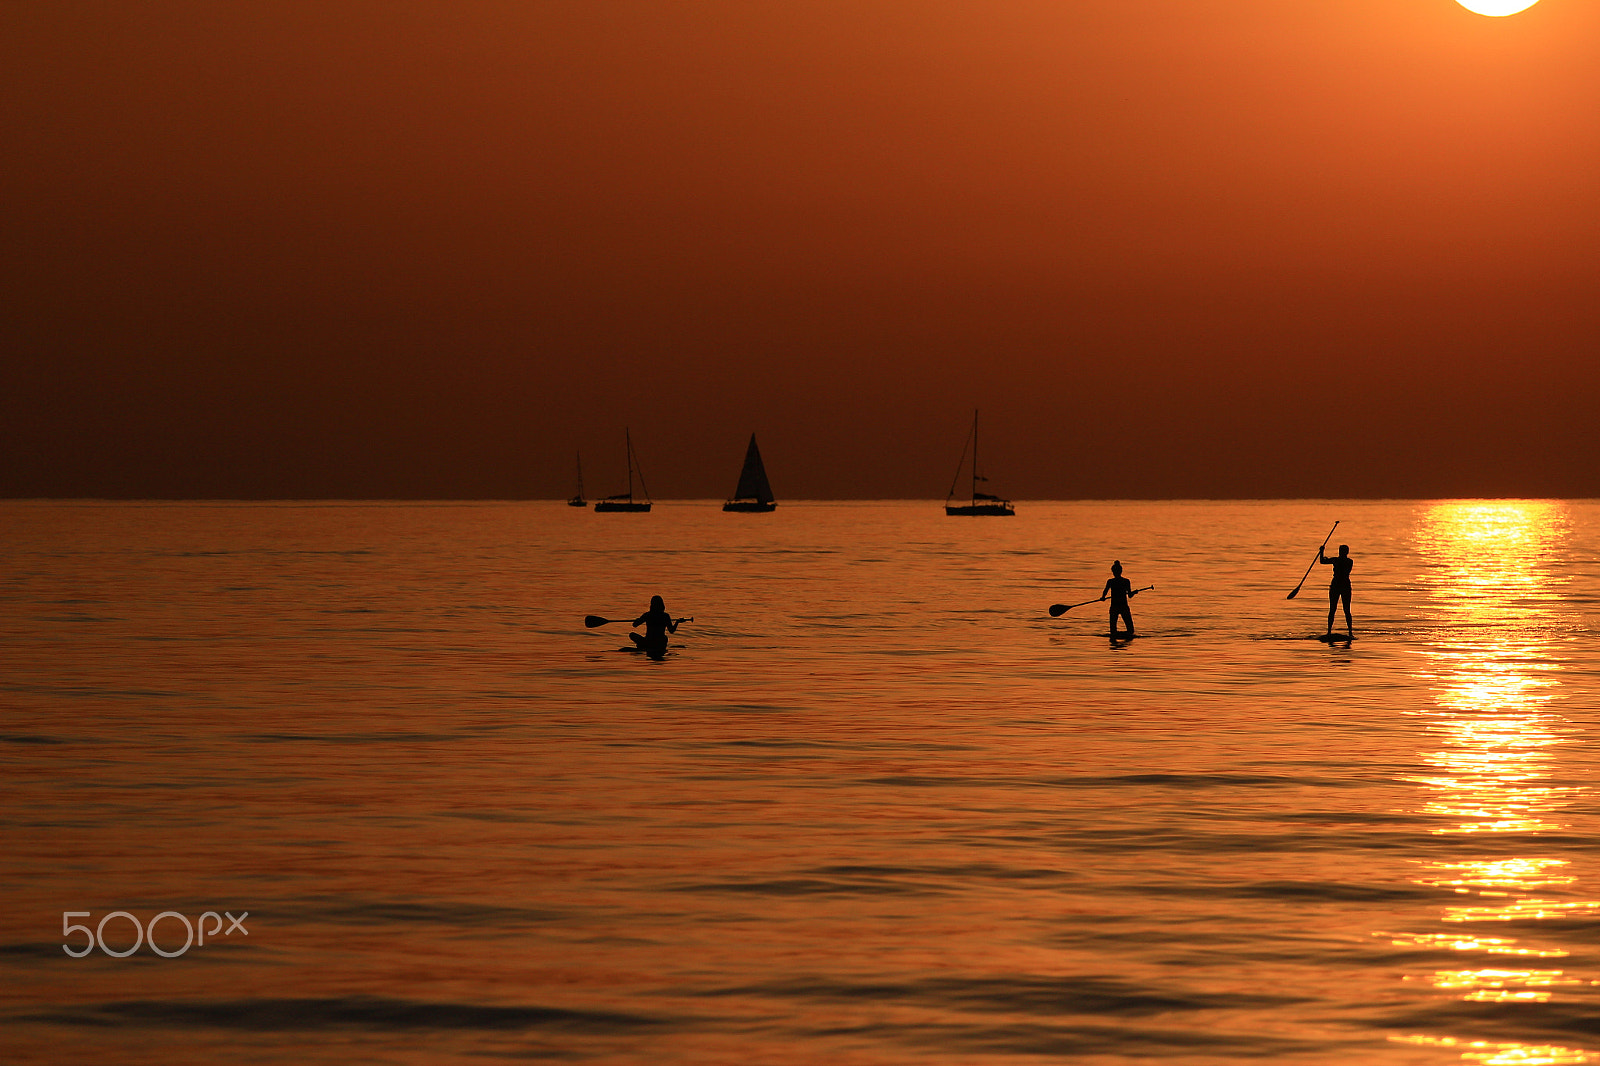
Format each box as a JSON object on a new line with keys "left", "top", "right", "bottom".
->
{"left": 3, "top": 1, "right": 1597, "bottom": 498}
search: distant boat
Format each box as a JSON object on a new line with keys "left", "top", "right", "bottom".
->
{"left": 944, "top": 409, "right": 1014, "bottom": 517}
{"left": 723, "top": 434, "right": 777, "bottom": 513}
{"left": 567, "top": 451, "right": 587, "bottom": 507}
{"left": 593, "top": 429, "right": 653, "bottom": 513}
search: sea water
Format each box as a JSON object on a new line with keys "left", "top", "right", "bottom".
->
{"left": 2, "top": 499, "right": 1598, "bottom": 1064}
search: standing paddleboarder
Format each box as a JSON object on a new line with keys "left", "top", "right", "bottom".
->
{"left": 630, "top": 595, "right": 681, "bottom": 658}
{"left": 1319, "top": 544, "right": 1354, "bottom": 638}
{"left": 1101, "top": 561, "right": 1139, "bottom": 638}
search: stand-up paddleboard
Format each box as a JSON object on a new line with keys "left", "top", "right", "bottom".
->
{"left": 1087, "top": 628, "right": 1194, "bottom": 642}
{"left": 1251, "top": 633, "right": 1359, "bottom": 642}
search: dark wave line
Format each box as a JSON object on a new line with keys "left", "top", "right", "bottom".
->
{"left": 1043, "top": 828, "right": 1600, "bottom": 855}
{"left": 1376, "top": 998, "right": 1600, "bottom": 1043}
{"left": 281, "top": 896, "right": 565, "bottom": 927}
{"left": 693, "top": 973, "right": 1308, "bottom": 1018}
{"left": 811, "top": 863, "right": 1075, "bottom": 882}
{"left": 865, "top": 772, "right": 1365, "bottom": 789}
{"left": 242, "top": 732, "right": 470, "bottom": 744}
{"left": 668, "top": 877, "right": 939, "bottom": 897}
{"left": 886, "top": 1019, "right": 1330, "bottom": 1057}
{"left": 1137, "top": 879, "right": 1449, "bottom": 903}
{"left": 22, "top": 995, "right": 675, "bottom": 1033}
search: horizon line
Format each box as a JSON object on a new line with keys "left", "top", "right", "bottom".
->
{"left": 3, "top": 496, "right": 1592, "bottom": 505}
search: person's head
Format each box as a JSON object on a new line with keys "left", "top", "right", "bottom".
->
{"left": 650, "top": 595, "right": 665, "bottom": 612}
{"left": 1338, "top": 544, "right": 1349, "bottom": 557}
{"left": 1111, "top": 560, "right": 1123, "bottom": 575}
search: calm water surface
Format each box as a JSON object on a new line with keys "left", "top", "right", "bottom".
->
{"left": 3, "top": 500, "right": 1599, "bottom": 1064}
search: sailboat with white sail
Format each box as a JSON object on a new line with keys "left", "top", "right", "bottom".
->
{"left": 944, "top": 409, "right": 1014, "bottom": 516}
{"left": 722, "top": 434, "right": 777, "bottom": 513}
{"left": 593, "top": 429, "right": 653, "bottom": 513}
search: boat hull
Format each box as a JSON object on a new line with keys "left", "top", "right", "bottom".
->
{"left": 945, "top": 503, "right": 1015, "bottom": 516}
{"left": 723, "top": 500, "right": 777, "bottom": 513}
{"left": 594, "top": 501, "right": 652, "bottom": 513}
{"left": 567, "top": 497, "right": 587, "bottom": 507}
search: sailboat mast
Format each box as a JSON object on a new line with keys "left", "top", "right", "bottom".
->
{"left": 575, "top": 451, "right": 584, "bottom": 498}
{"left": 971, "top": 409, "right": 979, "bottom": 504}
{"left": 625, "top": 428, "right": 634, "bottom": 500}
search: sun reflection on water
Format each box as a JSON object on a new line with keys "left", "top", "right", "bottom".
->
{"left": 1410, "top": 967, "right": 1591, "bottom": 999}
{"left": 1387, "top": 932, "right": 1568, "bottom": 958}
{"left": 1395, "top": 502, "right": 1593, "bottom": 1063}
{"left": 1395, "top": 1035, "right": 1599, "bottom": 1065}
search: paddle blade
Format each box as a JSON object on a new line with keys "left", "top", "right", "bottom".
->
{"left": 1285, "top": 588, "right": 1300, "bottom": 600}
{"left": 1048, "top": 604, "right": 1068, "bottom": 617}
{"left": 584, "top": 615, "right": 612, "bottom": 628}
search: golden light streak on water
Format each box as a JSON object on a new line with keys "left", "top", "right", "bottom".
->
{"left": 1413, "top": 859, "right": 1575, "bottom": 892}
{"left": 1443, "top": 900, "right": 1600, "bottom": 924}
{"left": 1395, "top": 1034, "right": 1597, "bottom": 1065}
{"left": 1410, "top": 967, "right": 1592, "bottom": 999}
{"left": 1384, "top": 932, "right": 1569, "bottom": 958}
{"left": 1399, "top": 502, "right": 1596, "bottom": 1060}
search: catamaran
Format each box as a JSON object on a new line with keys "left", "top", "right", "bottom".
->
{"left": 593, "top": 429, "right": 653, "bottom": 513}
{"left": 944, "top": 409, "right": 1014, "bottom": 516}
{"left": 723, "top": 433, "right": 777, "bottom": 513}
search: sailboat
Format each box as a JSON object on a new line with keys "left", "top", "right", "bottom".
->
{"left": 944, "top": 409, "right": 1015, "bottom": 516}
{"left": 593, "top": 429, "right": 653, "bottom": 513}
{"left": 567, "top": 451, "right": 587, "bottom": 507}
{"left": 722, "top": 433, "right": 777, "bottom": 513}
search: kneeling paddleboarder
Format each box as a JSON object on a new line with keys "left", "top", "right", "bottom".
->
{"left": 631, "top": 595, "right": 682, "bottom": 657}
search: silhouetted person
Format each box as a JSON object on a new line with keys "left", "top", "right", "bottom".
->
{"left": 1101, "top": 561, "right": 1138, "bottom": 637}
{"left": 631, "top": 595, "right": 680, "bottom": 658}
{"left": 1320, "top": 544, "right": 1353, "bottom": 637}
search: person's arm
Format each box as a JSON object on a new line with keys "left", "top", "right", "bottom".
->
{"left": 667, "top": 617, "right": 680, "bottom": 634}
{"left": 633, "top": 613, "right": 647, "bottom": 627}
{"left": 1101, "top": 579, "right": 1112, "bottom": 600}
{"left": 1318, "top": 550, "right": 1329, "bottom": 564}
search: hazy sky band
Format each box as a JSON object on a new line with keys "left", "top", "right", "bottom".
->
{"left": 2, "top": 1, "right": 1595, "bottom": 498}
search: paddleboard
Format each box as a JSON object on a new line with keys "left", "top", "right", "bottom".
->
{"left": 1316, "top": 633, "right": 1354, "bottom": 643}
{"left": 1104, "top": 632, "right": 1138, "bottom": 641}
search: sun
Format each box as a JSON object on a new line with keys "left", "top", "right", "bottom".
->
{"left": 1455, "top": 0, "right": 1540, "bottom": 14}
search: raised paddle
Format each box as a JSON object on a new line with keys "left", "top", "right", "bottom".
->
{"left": 1287, "top": 521, "right": 1339, "bottom": 600}
{"left": 585, "top": 615, "right": 693, "bottom": 628}
{"left": 1049, "top": 587, "right": 1154, "bottom": 617}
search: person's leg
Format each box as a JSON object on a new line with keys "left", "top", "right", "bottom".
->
{"left": 1119, "top": 604, "right": 1135, "bottom": 635}
{"left": 630, "top": 632, "right": 645, "bottom": 648}
{"left": 1341, "top": 589, "right": 1352, "bottom": 634}
{"left": 1327, "top": 588, "right": 1337, "bottom": 634}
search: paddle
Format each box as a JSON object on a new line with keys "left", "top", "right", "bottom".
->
{"left": 1048, "top": 587, "right": 1154, "bottom": 617}
{"left": 585, "top": 615, "right": 693, "bottom": 628}
{"left": 1286, "top": 521, "right": 1339, "bottom": 600}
